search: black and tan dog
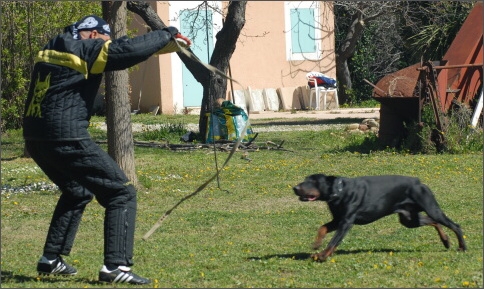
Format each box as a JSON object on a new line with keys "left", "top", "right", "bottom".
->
{"left": 293, "top": 174, "right": 467, "bottom": 262}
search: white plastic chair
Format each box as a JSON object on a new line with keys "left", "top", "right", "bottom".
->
{"left": 306, "top": 72, "right": 339, "bottom": 110}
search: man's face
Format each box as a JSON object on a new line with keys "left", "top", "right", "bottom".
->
{"left": 79, "top": 30, "right": 111, "bottom": 41}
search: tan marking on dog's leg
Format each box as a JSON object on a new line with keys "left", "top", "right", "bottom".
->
{"left": 313, "top": 225, "right": 328, "bottom": 250}
{"left": 431, "top": 223, "right": 450, "bottom": 249}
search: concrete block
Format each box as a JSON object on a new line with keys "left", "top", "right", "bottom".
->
{"left": 262, "top": 88, "right": 280, "bottom": 111}
{"left": 277, "top": 86, "right": 301, "bottom": 110}
{"left": 299, "top": 86, "right": 311, "bottom": 110}
{"left": 230, "top": 89, "right": 249, "bottom": 114}
{"left": 247, "top": 87, "right": 265, "bottom": 113}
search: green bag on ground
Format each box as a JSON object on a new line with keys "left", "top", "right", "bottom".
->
{"left": 205, "top": 100, "right": 255, "bottom": 143}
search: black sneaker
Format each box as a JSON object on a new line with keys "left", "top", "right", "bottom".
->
{"left": 37, "top": 256, "right": 77, "bottom": 276}
{"left": 99, "top": 265, "right": 151, "bottom": 285}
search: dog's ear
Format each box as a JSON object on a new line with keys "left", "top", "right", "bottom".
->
{"left": 324, "top": 175, "right": 337, "bottom": 184}
{"left": 311, "top": 174, "right": 333, "bottom": 200}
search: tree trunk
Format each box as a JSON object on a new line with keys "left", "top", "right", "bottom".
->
{"left": 103, "top": 1, "right": 138, "bottom": 186}
{"left": 335, "top": 11, "right": 365, "bottom": 104}
{"left": 334, "top": 2, "right": 391, "bottom": 104}
{"left": 335, "top": 58, "right": 352, "bottom": 104}
{"left": 127, "top": 1, "right": 247, "bottom": 143}
{"left": 198, "top": 1, "right": 246, "bottom": 141}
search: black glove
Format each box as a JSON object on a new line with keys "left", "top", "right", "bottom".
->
{"left": 162, "top": 26, "right": 179, "bottom": 37}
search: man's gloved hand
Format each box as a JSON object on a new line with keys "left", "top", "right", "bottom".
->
{"left": 162, "top": 26, "right": 191, "bottom": 46}
{"left": 162, "top": 26, "right": 179, "bottom": 37}
{"left": 157, "top": 26, "right": 191, "bottom": 55}
{"left": 174, "top": 32, "right": 191, "bottom": 46}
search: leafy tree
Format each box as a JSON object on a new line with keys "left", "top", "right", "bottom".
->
{"left": 1, "top": 1, "right": 102, "bottom": 132}
{"left": 398, "top": 1, "right": 475, "bottom": 64}
{"left": 334, "top": 1, "right": 401, "bottom": 105}
{"left": 127, "top": 1, "right": 247, "bottom": 142}
{"left": 334, "top": 1, "right": 475, "bottom": 105}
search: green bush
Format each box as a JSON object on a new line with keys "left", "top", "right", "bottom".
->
{"left": 401, "top": 103, "right": 483, "bottom": 154}
{"left": 135, "top": 122, "right": 188, "bottom": 143}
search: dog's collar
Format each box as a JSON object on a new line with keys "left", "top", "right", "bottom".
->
{"left": 330, "top": 178, "right": 344, "bottom": 200}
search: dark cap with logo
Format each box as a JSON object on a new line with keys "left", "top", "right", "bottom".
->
{"left": 72, "top": 15, "right": 111, "bottom": 39}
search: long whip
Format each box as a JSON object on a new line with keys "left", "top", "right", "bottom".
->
{"left": 142, "top": 37, "right": 249, "bottom": 240}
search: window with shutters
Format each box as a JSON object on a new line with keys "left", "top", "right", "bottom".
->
{"left": 284, "top": 1, "right": 321, "bottom": 61}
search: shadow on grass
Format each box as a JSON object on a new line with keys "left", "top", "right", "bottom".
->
{"left": 247, "top": 248, "right": 416, "bottom": 262}
{"left": 1, "top": 141, "right": 25, "bottom": 161}
{"left": 338, "top": 135, "right": 387, "bottom": 154}
{"left": 247, "top": 252, "right": 312, "bottom": 261}
{"left": 251, "top": 118, "right": 365, "bottom": 127}
{"left": 0, "top": 270, "right": 101, "bottom": 286}
{"left": 1, "top": 156, "right": 21, "bottom": 161}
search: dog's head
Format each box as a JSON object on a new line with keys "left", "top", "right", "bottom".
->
{"left": 293, "top": 174, "right": 336, "bottom": 202}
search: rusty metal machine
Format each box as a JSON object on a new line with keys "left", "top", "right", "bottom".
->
{"left": 371, "top": 2, "right": 483, "bottom": 148}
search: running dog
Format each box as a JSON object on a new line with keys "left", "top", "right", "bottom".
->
{"left": 293, "top": 174, "right": 467, "bottom": 262}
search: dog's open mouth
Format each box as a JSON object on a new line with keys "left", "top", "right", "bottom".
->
{"left": 299, "top": 195, "right": 318, "bottom": 202}
{"left": 294, "top": 185, "right": 320, "bottom": 202}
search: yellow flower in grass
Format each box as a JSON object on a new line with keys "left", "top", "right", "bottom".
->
{"left": 462, "top": 281, "right": 470, "bottom": 287}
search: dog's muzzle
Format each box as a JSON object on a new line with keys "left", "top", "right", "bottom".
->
{"left": 293, "top": 184, "right": 319, "bottom": 201}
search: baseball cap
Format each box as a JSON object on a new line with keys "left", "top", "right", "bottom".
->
{"left": 72, "top": 15, "right": 111, "bottom": 39}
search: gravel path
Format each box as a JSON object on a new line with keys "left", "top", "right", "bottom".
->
{"left": 104, "top": 122, "right": 348, "bottom": 133}
{"left": 96, "top": 108, "right": 380, "bottom": 133}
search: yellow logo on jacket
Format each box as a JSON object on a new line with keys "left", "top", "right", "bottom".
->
{"left": 26, "top": 73, "right": 51, "bottom": 118}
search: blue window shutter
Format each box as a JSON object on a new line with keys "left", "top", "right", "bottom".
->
{"left": 290, "top": 8, "right": 315, "bottom": 53}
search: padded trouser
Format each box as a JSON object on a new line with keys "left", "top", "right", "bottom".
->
{"left": 25, "top": 139, "right": 136, "bottom": 266}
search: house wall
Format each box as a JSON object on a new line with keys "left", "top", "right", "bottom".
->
{"left": 129, "top": 2, "right": 174, "bottom": 115}
{"left": 229, "top": 1, "right": 335, "bottom": 90}
{"left": 128, "top": 1, "right": 336, "bottom": 114}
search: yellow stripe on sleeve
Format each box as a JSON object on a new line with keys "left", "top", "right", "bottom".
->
{"left": 91, "top": 40, "right": 111, "bottom": 74}
{"left": 35, "top": 50, "right": 88, "bottom": 78}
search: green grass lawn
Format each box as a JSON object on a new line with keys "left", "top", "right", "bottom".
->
{"left": 1, "top": 116, "right": 482, "bottom": 288}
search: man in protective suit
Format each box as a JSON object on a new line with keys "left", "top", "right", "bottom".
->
{"left": 23, "top": 15, "right": 191, "bottom": 285}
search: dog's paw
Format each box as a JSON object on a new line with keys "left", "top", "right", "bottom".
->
{"left": 442, "top": 238, "right": 450, "bottom": 249}
{"left": 310, "top": 253, "right": 327, "bottom": 262}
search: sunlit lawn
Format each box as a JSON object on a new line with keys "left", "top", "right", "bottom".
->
{"left": 1, "top": 117, "right": 482, "bottom": 288}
